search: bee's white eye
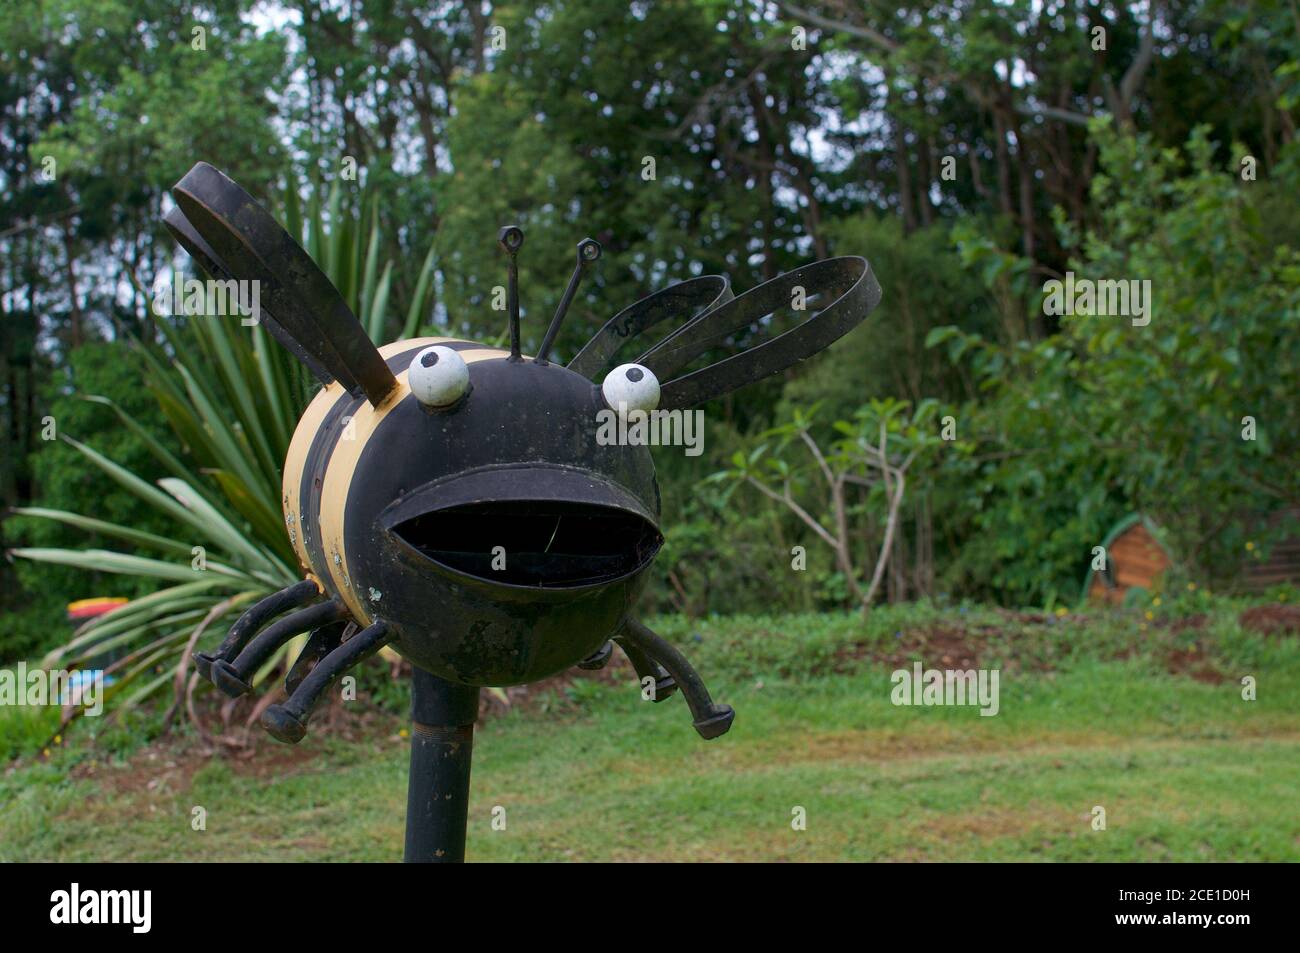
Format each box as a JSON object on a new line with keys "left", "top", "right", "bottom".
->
{"left": 409, "top": 346, "right": 470, "bottom": 407}
{"left": 602, "top": 363, "right": 660, "bottom": 413}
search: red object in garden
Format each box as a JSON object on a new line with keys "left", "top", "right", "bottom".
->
{"left": 66, "top": 597, "right": 129, "bottom": 622}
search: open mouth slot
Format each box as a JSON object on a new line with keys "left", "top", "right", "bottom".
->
{"left": 393, "top": 500, "right": 662, "bottom": 587}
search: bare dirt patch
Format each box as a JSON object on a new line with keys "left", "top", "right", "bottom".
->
{"left": 1162, "top": 643, "right": 1226, "bottom": 684}
{"left": 58, "top": 655, "right": 636, "bottom": 799}
{"left": 889, "top": 625, "right": 987, "bottom": 671}
{"left": 830, "top": 610, "right": 1236, "bottom": 684}
{"left": 68, "top": 715, "right": 402, "bottom": 801}
{"left": 833, "top": 623, "right": 997, "bottom": 674}
{"left": 1165, "top": 613, "right": 1209, "bottom": 635}
{"left": 1239, "top": 604, "right": 1300, "bottom": 637}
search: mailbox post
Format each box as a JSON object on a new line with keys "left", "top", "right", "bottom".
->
{"left": 404, "top": 670, "right": 480, "bottom": 863}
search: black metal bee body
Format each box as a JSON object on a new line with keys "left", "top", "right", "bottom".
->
{"left": 167, "top": 162, "right": 881, "bottom": 746}
{"left": 280, "top": 339, "right": 662, "bottom": 688}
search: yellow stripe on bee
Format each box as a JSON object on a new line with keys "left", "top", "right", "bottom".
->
{"left": 282, "top": 380, "right": 348, "bottom": 572}
{"left": 317, "top": 347, "right": 510, "bottom": 623}
{"left": 280, "top": 338, "right": 464, "bottom": 575}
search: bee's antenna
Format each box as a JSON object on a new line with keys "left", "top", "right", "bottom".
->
{"left": 535, "top": 238, "right": 601, "bottom": 365}
{"left": 498, "top": 225, "right": 524, "bottom": 362}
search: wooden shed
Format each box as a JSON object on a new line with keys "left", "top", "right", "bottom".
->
{"left": 1081, "top": 514, "right": 1173, "bottom": 606}
{"left": 1081, "top": 508, "right": 1300, "bottom": 605}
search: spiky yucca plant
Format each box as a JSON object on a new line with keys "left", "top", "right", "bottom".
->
{"left": 11, "top": 175, "right": 436, "bottom": 730}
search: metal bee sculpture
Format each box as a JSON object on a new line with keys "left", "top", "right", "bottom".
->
{"left": 164, "top": 161, "right": 881, "bottom": 860}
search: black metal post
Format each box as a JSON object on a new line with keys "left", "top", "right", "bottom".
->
{"left": 404, "top": 668, "right": 481, "bottom": 863}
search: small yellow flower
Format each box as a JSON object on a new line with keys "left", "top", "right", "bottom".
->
{"left": 1054, "top": 607, "right": 1068, "bottom": 617}
{"left": 1139, "top": 623, "right": 1148, "bottom": 632}
{"left": 1152, "top": 597, "right": 1162, "bottom": 607}
{"left": 1245, "top": 541, "right": 1255, "bottom": 551}
{"left": 53, "top": 735, "right": 61, "bottom": 745}
{"left": 399, "top": 728, "right": 410, "bottom": 739}
{"left": 1187, "top": 582, "right": 1197, "bottom": 592}
{"left": 1144, "top": 611, "right": 1154, "bottom": 621}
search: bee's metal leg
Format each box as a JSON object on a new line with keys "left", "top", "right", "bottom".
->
{"left": 611, "top": 634, "right": 677, "bottom": 702}
{"left": 284, "top": 620, "right": 349, "bottom": 695}
{"left": 620, "top": 618, "right": 733, "bottom": 739}
{"left": 195, "top": 579, "right": 320, "bottom": 682}
{"left": 209, "top": 600, "right": 348, "bottom": 698}
{"left": 576, "top": 640, "right": 613, "bottom": 670}
{"left": 576, "top": 636, "right": 679, "bottom": 704}
{"left": 262, "top": 620, "right": 392, "bottom": 744}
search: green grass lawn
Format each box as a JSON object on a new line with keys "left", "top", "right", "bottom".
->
{"left": 2, "top": 602, "right": 1298, "bottom": 861}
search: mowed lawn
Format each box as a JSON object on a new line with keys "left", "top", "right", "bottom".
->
{"left": 3, "top": 605, "right": 1298, "bottom": 861}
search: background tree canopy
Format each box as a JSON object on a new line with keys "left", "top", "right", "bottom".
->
{"left": 3, "top": 0, "right": 1297, "bottom": 666}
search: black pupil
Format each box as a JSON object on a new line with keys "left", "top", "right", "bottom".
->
{"left": 626, "top": 367, "right": 644, "bottom": 382}
{"left": 420, "top": 351, "right": 439, "bottom": 367}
